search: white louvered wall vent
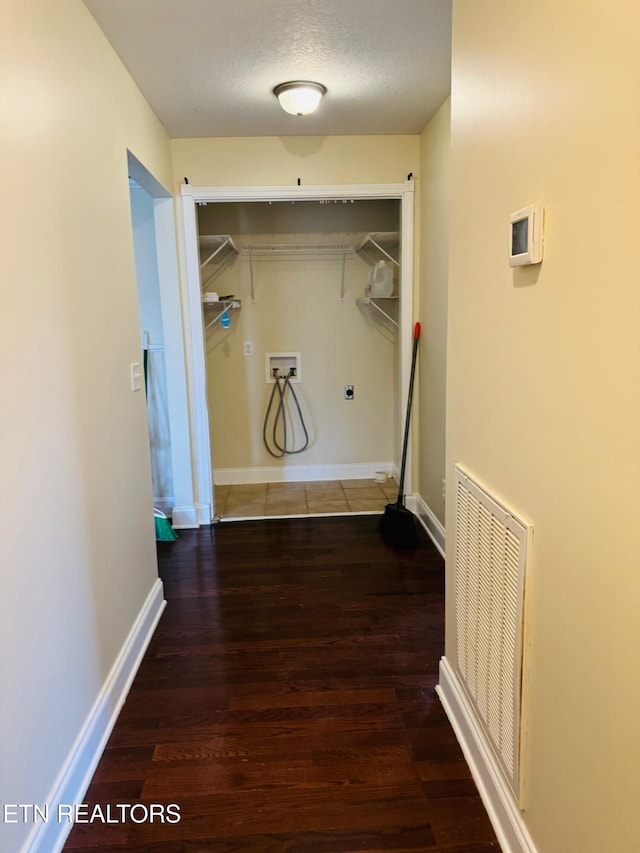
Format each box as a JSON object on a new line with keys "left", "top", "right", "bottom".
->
{"left": 454, "top": 465, "right": 532, "bottom": 800}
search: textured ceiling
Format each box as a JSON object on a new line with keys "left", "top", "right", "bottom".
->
{"left": 83, "top": 0, "right": 451, "bottom": 138}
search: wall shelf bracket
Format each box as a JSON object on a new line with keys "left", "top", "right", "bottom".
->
{"left": 355, "top": 231, "right": 400, "bottom": 268}
{"left": 199, "top": 235, "right": 239, "bottom": 289}
{"left": 356, "top": 296, "right": 399, "bottom": 328}
{"left": 203, "top": 296, "right": 241, "bottom": 330}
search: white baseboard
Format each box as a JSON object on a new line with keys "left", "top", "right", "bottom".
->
{"left": 171, "top": 504, "right": 199, "bottom": 528}
{"left": 406, "top": 494, "right": 445, "bottom": 558}
{"left": 24, "top": 580, "right": 166, "bottom": 853}
{"left": 437, "top": 657, "right": 538, "bottom": 853}
{"left": 195, "top": 503, "right": 212, "bottom": 525}
{"left": 214, "top": 462, "right": 393, "bottom": 486}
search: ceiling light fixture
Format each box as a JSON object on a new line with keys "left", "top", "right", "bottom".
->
{"left": 274, "top": 81, "right": 326, "bottom": 116}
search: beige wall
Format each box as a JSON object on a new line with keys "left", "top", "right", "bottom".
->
{"left": 203, "top": 233, "right": 396, "bottom": 476}
{"left": 173, "top": 135, "right": 420, "bottom": 486}
{"left": 171, "top": 135, "right": 419, "bottom": 190}
{"left": 0, "top": 3, "right": 171, "bottom": 849}
{"left": 417, "top": 99, "right": 450, "bottom": 524}
{"left": 448, "top": 2, "right": 640, "bottom": 850}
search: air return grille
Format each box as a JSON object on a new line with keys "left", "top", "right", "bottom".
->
{"left": 454, "top": 465, "right": 531, "bottom": 798}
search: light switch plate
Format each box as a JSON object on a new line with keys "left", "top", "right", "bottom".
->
{"left": 130, "top": 362, "right": 142, "bottom": 392}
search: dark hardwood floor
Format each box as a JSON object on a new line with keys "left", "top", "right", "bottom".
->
{"left": 64, "top": 515, "right": 499, "bottom": 852}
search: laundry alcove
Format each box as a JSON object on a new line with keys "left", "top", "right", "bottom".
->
{"left": 179, "top": 182, "right": 415, "bottom": 522}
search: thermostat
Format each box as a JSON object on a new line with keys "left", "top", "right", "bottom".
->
{"left": 509, "top": 204, "right": 544, "bottom": 267}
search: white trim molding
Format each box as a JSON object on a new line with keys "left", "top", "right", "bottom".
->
{"left": 180, "top": 182, "right": 413, "bottom": 202}
{"left": 177, "top": 193, "right": 215, "bottom": 522}
{"left": 24, "top": 581, "right": 166, "bottom": 853}
{"left": 177, "top": 182, "right": 415, "bottom": 513}
{"left": 214, "top": 462, "right": 394, "bottom": 486}
{"left": 437, "top": 657, "right": 539, "bottom": 853}
{"left": 406, "top": 493, "right": 445, "bottom": 558}
{"left": 169, "top": 503, "right": 211, "bottom": 527}
{"left": 171, "top": 503, "right": 200, "bottom": 528}
{"left": 195, "top": 503, "right": 213, "bottom": 525}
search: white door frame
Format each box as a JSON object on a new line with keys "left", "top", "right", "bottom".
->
{"left": 178, "top": 181, "right": 415, "bottom": 523}
{"left": 127, "top": 150, "right": 199, "bottom": 528}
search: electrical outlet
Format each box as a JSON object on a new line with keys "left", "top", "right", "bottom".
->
{"left": 243, "top": 341, "right": 254, "bottom": 357}
{"left": 442, "top": 478, "right": 446, "bottom": 502}
{"left": 344, "top": 385, "right": 354, "bottom": 400}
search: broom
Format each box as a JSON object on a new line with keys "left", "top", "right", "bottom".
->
{"left": 378, "top": 321, "right": 421, "bottom": 549}
{"left": 154, "top": 508, "right": 178, "bottom": 542}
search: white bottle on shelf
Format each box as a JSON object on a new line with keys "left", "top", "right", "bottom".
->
{"left": 365, "top": 260, "right": 393, "bottom": 297}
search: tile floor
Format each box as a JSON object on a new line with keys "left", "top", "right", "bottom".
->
{"left": 214, "top": 478, "right": 398, "bottom": 519}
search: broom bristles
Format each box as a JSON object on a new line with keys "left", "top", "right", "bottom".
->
{"left": 154, "top": 510, "right": 178, "bottom": 542}
{"left": 378, "top": 501, "right": 418, "bottom": 549}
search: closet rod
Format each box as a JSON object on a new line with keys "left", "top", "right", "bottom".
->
{"left": 244, "top": 242, "right": 352, "bottom": 304}
{"left": 243, "top": 242, "right": 352, "bottom": 255}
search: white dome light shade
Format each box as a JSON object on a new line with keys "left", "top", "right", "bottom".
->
{"left": 274, "top": 81, "right": 326, "bottom": 116}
